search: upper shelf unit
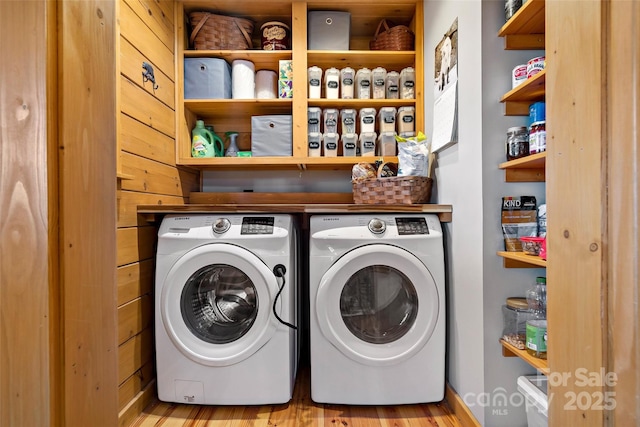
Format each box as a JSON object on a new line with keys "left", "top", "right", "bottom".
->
{"left": 176, "top": 0, "right": 424, "bottom": 170}
{"left": 498, "top": 0, "right": 545, "bottom": 50}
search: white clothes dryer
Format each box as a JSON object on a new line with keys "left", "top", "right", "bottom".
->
{"left": 309, "top": 214, "right": 445, "bottom": 405}
{"left": 155, "top": 214, "right": 299, "bottom": 405}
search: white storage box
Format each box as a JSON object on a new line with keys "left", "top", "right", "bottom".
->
{"left": 184, "top": 58, "right": 231, "bottom": 99}
{"left": 308, "top": 11, "right": 350, "bottom": 50}
{"left": 251, "top": 115, "right": 292, "bottom": 157}
{"left": 517, "top": 375, "right": 548, "bottom": 427}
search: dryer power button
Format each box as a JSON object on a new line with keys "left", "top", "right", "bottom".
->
{"left": 368, "top": 218, "right": 386, "bottom": 234}
{"left": 212, "top": 218, "right": 231, "bottom": 234}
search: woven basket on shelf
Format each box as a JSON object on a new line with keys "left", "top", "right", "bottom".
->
{"left": 352, "top": 175, "right": 432, "bottom": 204}
{"left": 189, "top": 12, "right": 254, "bottom": 50}
{"left": 369, "top": 19, "right": 415, "bottom": 51}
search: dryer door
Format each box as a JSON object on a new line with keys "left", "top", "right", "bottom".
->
{"left": 161, "top": 243, "right": 280, "bottom": 366}
{"left": 316, "top": 244, "right": 439, "bottom": 366}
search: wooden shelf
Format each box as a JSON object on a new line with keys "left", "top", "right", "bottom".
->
{"left": 184, "top": 99, "right": 292, "bottom": 117}
{"left": 499, "top": 0, "right": 545, "bottom": 50}
{"left": 184, "top": 50, "right": 291, "bottom": 71}
{"left": 175, "top": 155, "right": 398, "bottom": 170}
{"left": 501, "top": 339, "right": 549, "bottom": 375}
{"left": 308, "top": 50, "right": 415, "bottom": 71}
{"left": 308, "top": 99, "right": 415, "bottom": 109}
{"left": 498, "top": 251, "right": 546, "bottom": 268}
{"left": 501, "top": 69, "right": 546, "bottom": 115}
{"left": 499, "top": 152, "right": 546, "bottom": 182}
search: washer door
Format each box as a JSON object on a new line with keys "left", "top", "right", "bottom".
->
{"left": 316, "top": 244, "right": 439, "bottom": 366}
{"left": 161, "top": 243, "right": 280, "bottom": 366}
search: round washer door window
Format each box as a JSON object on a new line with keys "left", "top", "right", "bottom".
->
{"left": 316, "top": 244, "right": 439, "bottom": 366}
{"left": 161, "top": 243, "right": 280, "bottom": 366}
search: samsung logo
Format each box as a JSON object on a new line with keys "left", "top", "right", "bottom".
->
{"left": 322, "top": 218, "right": 340, "bottom": 221}
{"left": 173, "top": 217, "right": 190, "bottom": 221}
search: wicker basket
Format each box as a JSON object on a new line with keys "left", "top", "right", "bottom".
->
{"left": 189, "top": 12, "right": 254, "bottom": 50}
{"left": 369, "top": 19, "right": 415, "bottom": 51}
{"left": 352, "top": 175, "right": 432, "bottom": 204}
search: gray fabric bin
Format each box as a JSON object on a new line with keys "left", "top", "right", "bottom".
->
{"left": 308, "top": 11, "right": 351, "bottom": 50}
{"left": 251, "top": 115, "right": 293, "bottom": 156}
{"left": 184, "top": 58, "right": 232, "bottom": 99}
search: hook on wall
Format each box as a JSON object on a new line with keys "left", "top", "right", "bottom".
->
{"left": 142, "top": 61, "right": 159, "bottom": 91}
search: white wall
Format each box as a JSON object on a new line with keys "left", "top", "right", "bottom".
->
{"left": 424, "top": 1, "right": 545, "bottom": 425}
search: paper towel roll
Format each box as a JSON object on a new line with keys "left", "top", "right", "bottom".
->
{"left": 255, "top": 70, "right": 277, "bottom": 99}
{"left": 232, "top": 59, "right": 255, "bottom": 99}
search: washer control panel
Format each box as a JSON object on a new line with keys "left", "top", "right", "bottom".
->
{"left": 368, "top": 218, "right": 387, "bottom": 234}
{"left": 396, "top": 217, "right": 430, "bottom": 235}
{"left": 212, "top": 218, "right": 231, "bottom": 234}
{"left": 241, "top": 217, "right": 275, "bottom": 235}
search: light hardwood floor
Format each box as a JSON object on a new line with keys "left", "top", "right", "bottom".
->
{"left": 131, "top": 366, "right": 463, "bottom": 427}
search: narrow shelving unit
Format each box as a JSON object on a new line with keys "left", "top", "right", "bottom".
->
{"left": 499, "top": 152, "right": 546, "bottom": 182}
{"left": 497, "top": 251, "right": 546, "bottom": 268}
{"left": 500, "top": 339, "right": 549, "bottom": 375}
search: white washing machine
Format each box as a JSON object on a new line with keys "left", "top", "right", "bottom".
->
{"left": 155, "top": 214, "right": 299, "bottom": 405}
{"left": 309, "top": 214, "right": 445, "bottom": 405}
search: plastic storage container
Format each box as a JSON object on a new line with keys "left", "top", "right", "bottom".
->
{"left": 323, "top": 133, "right": 339, "bottom": 157}
{"left": 308, "top": 66, "right": 322, "bottom": 99}
{"left": 342, "top": 134, "right": 357, "bottom": 156}
{"left": 377, "top": 132, "right": 397, "bottom": 156}
{"left": 397, "top": 106, "right": 415, "bottom": 134}
{"left": 385, "top": 71, "right": 400, "bottom": 99}
{"left": 359, "top": 107, "right": 376, "bottom": 133}
{"left": 308, "top": 132, "right": 322, "bottom": 157}
{"left": 501, "top": 297, "right": 536, "bottom": 350}
{"left": 359, "top": 132, "right": 377, "bottom": 156}
{"left": 355, "top": 68, "right": 372, "bottom": 99}
{"left": 517, "top": 375, "right": 548, "bottom": 427}
{"left": 400, "top": 67, "right": 415, "bottom": 99}
{"left": 324, "top": 67, "right": 340, "bottom": 99}
{"left": 340, "top": 67, "right": 355, "bottom": 99}
{"left": 308, "top": 107, "right": 322, "bottom": 133}
{"left": 340, "top": 109, "right": 357, "bottom": 135}
{"left": 378, "top": 107, "right": 397, "bottom": 133}
{"left": 372, "top": 67, "right": 387, "bottom": 99}
{"left": 323, "top": 108, "right": 339, "bottom": 134}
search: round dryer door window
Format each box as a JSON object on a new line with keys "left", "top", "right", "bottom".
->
{"left": 316, "top": 244, "right": 439, "bottom": 366}
{"left": 161, "top": 243, "right": 280, "bottom": 367}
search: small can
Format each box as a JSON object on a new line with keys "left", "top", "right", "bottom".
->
{"left": 505, "top": 0, "right": 523, "bottom": 21}
{"left": 512, "top": 64, "right": 527, "bottom": 89}
{"left": 529, "top": 121, "right": 546, "bottom": 154}
{"left": 261, "top": 21, "right": 290, "bottom": 50}
{"left": 529, "top": 101, "right": 546, "bottom": 124}
{"left": 527, "top": 56, "right": 546, "bottom": 79}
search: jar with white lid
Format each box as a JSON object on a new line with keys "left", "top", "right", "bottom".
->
{"left": 359, "top": 132, "right": 377, "bottom": 156}
{"left": 355, "top": 68, "right": 372, "bottom": 99}
{"left": 324, "top": 67, "right": 340, "bottom": 99}
{"left": 372, "top": 67, "right": 387, "bottom": 99}
{"left": 400, "top": 67, "right": 415, "bottom": 99}
{"left": 377, "top": 107, "right": 397, "bottom": 133}
{"left": 385, "top": 71, "right": 400, "bottom": 99}
{"left": 340, "top": 67, "right": 355, "bottom": 99}
{"left": 359, "top": 107, "right": 376, "bottom": 134}
{"left": 323, "top": 133, "right": 339, "bottom": 157}
{"left": 308, "top": 66, "right": 322, "bottom": 99}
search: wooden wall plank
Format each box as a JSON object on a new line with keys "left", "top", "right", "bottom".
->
{"left": 119, "top": 361, "right": 154, "bottom": 411}
{"left": 117, "top": 226, "right": 157, "bottom": 267}
{"left": 118, "top": 328, "right": 154, "bottom": 385}
{"left": 118, "top": 260, "right": 155, "bottom": 306}
{"left": 118, "top": 295, "right": 153, "bottom": 345}
{"left": 120, "top": 1, "right": 175, "bottom": 80}
{"left": 123, "top": 0, "right": 175, "bottom": 53}
{"left": 546, "top": 2, "right": 605, "bottom": 426}
{"left": 120, "top": 152, "right": 199, "bottom": 197}
{"left": 118, "top": 381, "right": 157, "bottom": 427}
{"left": 0, "top": 1, "right": 51, "bottom": 426}
{"left": 121, "top": 37, "right": 175, "bottom": 108}
{"left": 59, "top": 0, "right": 119, "bottom": 425}
{"left": 120, "top": 114, "right": 177, "bottom": 167}
{"left": 608, "top": 0, "right": 640, "bottom": 424}
{"left": 121, "top": 76, "right": 176, "bottom": 138}
{"left": 118, "top": 190, "right": 185, "bottom": 228}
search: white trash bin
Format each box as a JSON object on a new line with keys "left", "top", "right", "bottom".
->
{"left": 517, "top": 375, "right": 548, "bottom": 427}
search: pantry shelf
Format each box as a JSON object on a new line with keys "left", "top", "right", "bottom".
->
{"left": 308, "top": 99, "right": 415, "bottom": 110}
{"left": 175, "top": 155, "right": 399, "bottom": 170}
{"left": 183, "top": 50, "right": 292, "bottom": 71}
{"left": 184, "top": 99, "right": 292, "bottom": 117}
{"left": 499, "top": 152, "right": 546, "bottom": 182}
{"left": 501, "top": 69, "right": 546, "bottom": 115}
{"left": 498, "top": 0, "right": 545, "bottom": 50}
{"left": 501, "top": 339, "right": 549, "bottom": 375}
{"left": 307, "top": 50, "right": 415, "bottom": 70}
{"left": 497, "top": 251, "right": 546, "bottom": 268}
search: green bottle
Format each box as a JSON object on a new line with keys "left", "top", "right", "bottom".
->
{"left": 191, "top": 120, "right": 215, "bottom": 157}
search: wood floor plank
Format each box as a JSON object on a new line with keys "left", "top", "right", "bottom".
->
{"left": 131, "top": 368, "right": 462, "bottom": 427}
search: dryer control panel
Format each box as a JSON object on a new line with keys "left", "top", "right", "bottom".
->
{"left": 396, "top": 217, "right": 430, "bottom": 235}
{"left": 241, "top": 217, "right": 275, "bottom": 235}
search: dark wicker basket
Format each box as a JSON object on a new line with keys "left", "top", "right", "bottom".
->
{"left": 189, "top": 12, "right": 254, "bottom": 50}
{"left": 352, "top": 175, "right": 432, "bottom": 204}
{"left": 369, "top": 19, "right": 415, "bottom": 51}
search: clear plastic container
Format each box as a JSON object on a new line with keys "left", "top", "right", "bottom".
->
{"left": 385, "top": 71, "right": 400, "bottom": 99}
{"left": 308, "top": 132, "right": 322, "bottom": 157}
{"left": 323, "top": 108, "right": 339, "bottom": 134}
{"left": 307, "top": 107, "right": 322, "bottom": 133}
{"left": 502, "top": 297, "right": 536, "bottom": 350}
{"left": 323, "top": 132, "right": 339, "bottom": 157}
{"left": 400, "top": 67, "right": 415, "bottom": 99}
{"left": 308, "top": 66, "right": 322, "bottom": 99}
{"left": 324, "top": 67, "right": 340, "bottom": 99}
{"left": 372, "top": 67, "right": 387, "bottom": 99}
{"left": 340, "top": 67, "right": 355, "bottom": 99}
{"left": 340, "top": 109, "right": 357, "bottom": 135}
{"left": 355, "top": 68, "right": 372, "bottom": 99}
{"left": 359, "top": 107, "right": 376, "bottom": 134}
{"left": 377, "top": 131, "right": 397, "bottom": 156}
{"left": 342, "top": 134, "right": 358, "bottom": 157}
{"left": 359, "top": 132, "right": 377, "bottom": 156}
{"left": 397, "top": 106, "right": 415, "bottom": 134}
{"left": 377, "top": 107, "right": 397, "bottom": 133}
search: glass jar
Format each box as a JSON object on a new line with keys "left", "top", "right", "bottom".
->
{"left": 506, "top": 126, "right": 529, "bottom": 161}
